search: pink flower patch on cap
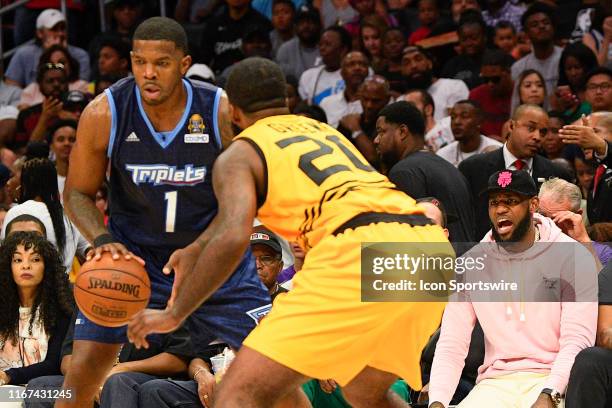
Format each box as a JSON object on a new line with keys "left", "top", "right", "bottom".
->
{"left": 497, "top": 171, "right": 512, "bottom": 188}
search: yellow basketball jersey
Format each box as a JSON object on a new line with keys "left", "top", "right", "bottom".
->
{"left": 236, "top": 115, "right": 424, "bottom": 249}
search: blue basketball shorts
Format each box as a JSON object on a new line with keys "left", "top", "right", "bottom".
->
{"left": 74, "top": 250, "right": 271, "bottom": 349}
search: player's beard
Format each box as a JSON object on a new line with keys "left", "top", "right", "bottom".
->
{"left": 491, "top": 211, "right": 533, "bottom": 244}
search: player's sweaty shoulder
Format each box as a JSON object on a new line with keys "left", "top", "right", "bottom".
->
{"left": 78, "top": 92, "right": 112, "bottom": 151}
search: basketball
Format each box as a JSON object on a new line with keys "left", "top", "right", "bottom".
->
{"left": 74, "top": 253, "right": 151, "bottom": 327}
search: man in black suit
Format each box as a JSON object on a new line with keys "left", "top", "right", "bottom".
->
{"left": 374, "top": 101, "right": 476, "bottom": 243}
{"left": 459, "top": 104, "right": 572, "bottom": 239}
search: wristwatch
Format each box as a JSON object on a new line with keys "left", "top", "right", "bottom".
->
{"left": 542, "top": 388, "right": 562, "bottom": 408}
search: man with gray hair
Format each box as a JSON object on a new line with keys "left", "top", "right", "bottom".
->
{"left": 538, "top": 177, "right": 611, "bottom": 265}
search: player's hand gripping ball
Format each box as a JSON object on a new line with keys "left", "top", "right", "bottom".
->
{"left": 75, "top": 252, "right": 151, "bottom": 327}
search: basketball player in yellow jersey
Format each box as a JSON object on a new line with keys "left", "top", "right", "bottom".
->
{"left": 128, "top": 57, "right": 453, "bottom": 407}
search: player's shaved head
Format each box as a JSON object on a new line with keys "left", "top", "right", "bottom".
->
{"left": 226, "top": 57, "right": 287, "bottom": 113}
{"left": 512, "top": 103, "right": 546, "bottom": 120}
{"left": 133, "top": 17, "right": 189, "bottom": 55}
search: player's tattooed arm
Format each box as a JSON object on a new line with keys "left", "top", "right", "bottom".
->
{"left": 63, "top": 93, "right": 111, "bottom": 243}
{"left": 65, "top": 189, "right": 108, "bottom": 242}
{"left": 65, "top": 94, "right": 142, "bottom": 262}
{"left": 218, "top": 92, "right": 235, "bottom": 150}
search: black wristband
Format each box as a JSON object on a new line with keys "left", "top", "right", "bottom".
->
{"left": 93, "top": 233, "right": 116, "bottom": 248}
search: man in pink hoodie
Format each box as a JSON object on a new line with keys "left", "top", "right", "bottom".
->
{"left": 428, "top": 169, "right": 598, "bottom": 408}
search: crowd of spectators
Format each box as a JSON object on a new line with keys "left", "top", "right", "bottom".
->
{"left": 0, "top": 0, "right": 610, "bottom": 406}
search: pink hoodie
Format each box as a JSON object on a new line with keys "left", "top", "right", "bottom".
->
{"left": 428, "top": 214, "right": 598, "bottom": 407}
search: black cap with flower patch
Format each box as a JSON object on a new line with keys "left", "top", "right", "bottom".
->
{"left": 482, "top": 169, "right": 538, "bottom": 198}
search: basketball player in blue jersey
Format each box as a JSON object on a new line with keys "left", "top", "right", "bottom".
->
{"left": 56, "top": 17, "right": 271, "bottom": 408}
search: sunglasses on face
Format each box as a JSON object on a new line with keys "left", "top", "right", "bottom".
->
{"left": 481, "top": 75, "right": 501, "bottom": 84}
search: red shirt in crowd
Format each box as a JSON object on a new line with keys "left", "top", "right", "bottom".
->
{"left": 26, "top": 0, "right": 84, "bottom": 11}
{"left": 469, "top": 84, "right": 511, "bottom": 138}
{"left": 408, "top": 27, "right": 432, "bottom": 45}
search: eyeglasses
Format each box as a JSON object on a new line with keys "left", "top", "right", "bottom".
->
{"left": 488, "top": 198, "right": 527, "bottom": 208}
{"left": 43, "top": 63, "right": 65, "bottom": 70}
{"left": 586, "top": 82, "right": 611, "bottom": 92}
{"left": 255, "top": 255, "right": 281, "bottom": 266}
{"left": 481, "top": 75, "right": 501, "bottom": 84}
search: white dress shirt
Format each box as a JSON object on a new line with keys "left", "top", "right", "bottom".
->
{"left": 502, "top": 143, "right": 534, "bottom": 175}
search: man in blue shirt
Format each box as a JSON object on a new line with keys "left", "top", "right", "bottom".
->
{"left": 5, "top": 9, "right": 89, "bottom": 88}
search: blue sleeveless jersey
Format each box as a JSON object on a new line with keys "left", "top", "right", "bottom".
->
{"left": 106, "top": 77, "right": 221, "bottom": 251}
{"left": 106, "top": 77, "right": 236, "bottom": 304}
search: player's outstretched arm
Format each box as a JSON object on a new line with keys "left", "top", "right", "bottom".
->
{"left": 171, "top": 138, "right": 264, "bottom": 316}
{"left": 64, "top": 93, "right": 143, "bottom": 263}
{"left": 128, "top": 139, "right": 264, "bottom": 347}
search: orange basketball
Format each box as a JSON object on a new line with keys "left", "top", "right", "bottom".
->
{"left": 74, "top": 253, "right": 151, "bottom": 327}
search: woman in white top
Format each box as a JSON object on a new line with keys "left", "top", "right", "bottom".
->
{"left": 0, "top": 232, "right": 74, "bottom": 406}
{"left": 1, "top": 159, "right": 89, "bottom": 275}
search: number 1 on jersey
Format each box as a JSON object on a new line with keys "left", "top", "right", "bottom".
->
{"left": 164, "top": 191, "right": 177, "bottom": 233}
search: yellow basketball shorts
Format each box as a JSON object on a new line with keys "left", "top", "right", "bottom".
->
{"left": 243, "top": 220, "right": 451, "bottom": 389}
